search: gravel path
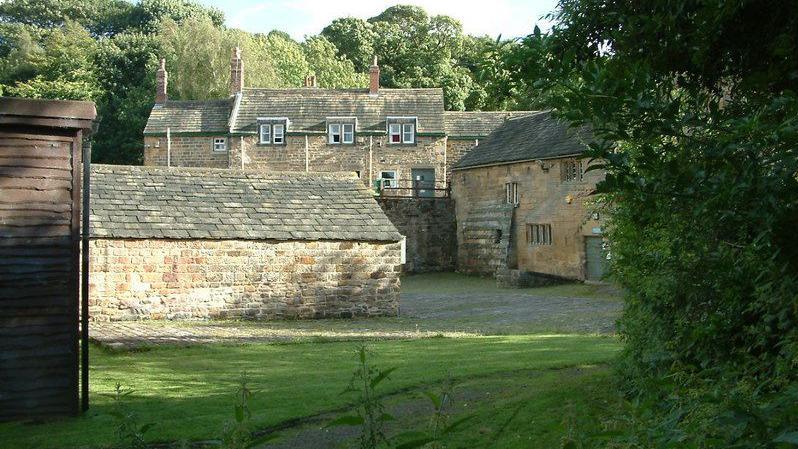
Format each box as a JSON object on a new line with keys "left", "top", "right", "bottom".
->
{"left": 401, "top": 290, "right": 621, "bottom": 334}
{"left": 91, "top": 281, "right": 622, "bottom": 349}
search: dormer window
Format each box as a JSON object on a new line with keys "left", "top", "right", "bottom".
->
{"left": 389, "top": 123, "right": 401, "bottom": 143}
{"left": 402, "top": 124, "right": 415, "bottom": 143}
{"left": 387, "top": 117, "right": 416, "bottom": 144}
{"left": 273, "top": 124, "right": 284, "bottom": 144}
{"left": 327, "top": 118, "right": 356, "bottom": 145}
{"left": 259, "top": 124, "right": 271, "bottom": 143}
{"left": 257, "top": 118, "right": 289, "bottom": 145}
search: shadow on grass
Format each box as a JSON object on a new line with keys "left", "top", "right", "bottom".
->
{"left": 0, "top": 335, "right": 621, "bottom": 449}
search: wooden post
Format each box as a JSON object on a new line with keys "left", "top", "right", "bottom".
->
{"left": 81, "top": 138, "right": 90, "bottom": 412}
{"left": 305, "top": 135, "right": 309, "bottom": 172}
{"left": 166, "top": 127, "right": 171, "bottom": 167}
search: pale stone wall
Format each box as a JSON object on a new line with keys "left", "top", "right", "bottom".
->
{"left": 451, "top": 158, "right": 604, "bottom": 280}
{"left": 445, "top": 138, "right": 478, "bottom": 182}
{"left": 144, "top": 135, "right": 229, "bottom": 168}
{"left": 144, "top": 134, "right": 449, "bottom": 187}
{"left": 232, "top": 134, "right": 448, "bottom": 188}
{"left": 376, "top": 198, "right": 456, "bottom": 273}
{"left": 88, "top": 238, "right": 401, "bottom": 321}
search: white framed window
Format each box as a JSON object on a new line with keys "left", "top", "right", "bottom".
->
{"left": 329, "top": 123, "right": 341, "bottom": 144}
{"left": 273, "top": 124, "right": 285, "bottom": 144}
{"left": 327, "top": 118, "right": 356, "bottom": 145}
{"left": 259, "top": 124, "right": 271, "bottom": 144}
{"left": 402, "top": 123, "right": 415, "bottom": 144}
{"left": 388, "top": 123, "right": 402, "bottom": 144}
{"left": 505, "top": 182, "right": 518, "bottom": 206}
{"left": 258, "top": 118, "right": 288, "bottom": 145}
{"left": 527, "top": 223, "right": 552, "bottom": 246}
{"left": 213, "top": 137, "right": 227, "bottom": 152}
{"left": 379, "top": 170, "right": 397, "bottom": 188}
{"left": 342, "top": 123, "right": 354, "bottom": 144}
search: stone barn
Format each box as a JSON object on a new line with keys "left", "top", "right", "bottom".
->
{"left": 451, "top": 112, "right": 606, "bottom": 284}
{"left": 87, "top": 164, "right": 403, "bottom": 321}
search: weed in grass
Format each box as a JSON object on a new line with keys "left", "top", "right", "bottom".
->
{"left": 110, "top": 383, "right": 154, "bottom": 449}
{"left": 394, "top": 375, "right": 474, "bottom": 449}
{"left": 221, "top": 372, "right": 254, "bottom": 449}
{"left": 327, "top": 345, "right": 397, "bottom": 449}
{"left": 221, "top": 372, "right": 277, "bottom": 449}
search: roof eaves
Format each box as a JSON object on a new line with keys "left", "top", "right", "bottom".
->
{"left": 453, "top": 152, "right": 584, "bottom": 171}
{"left": 228, "top": 92, "right": 242, "bottom": 133}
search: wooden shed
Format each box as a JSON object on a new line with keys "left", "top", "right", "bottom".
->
{"left": 0, "top": 97, "right": 96, "bottom": 421}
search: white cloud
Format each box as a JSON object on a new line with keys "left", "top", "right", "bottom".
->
{"left": 226, "top": 0, "right": 556, "bottom": 40}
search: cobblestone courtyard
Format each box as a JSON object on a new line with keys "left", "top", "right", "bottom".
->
{"left": 91, "top": 273, "right": 622, "bottom": 349}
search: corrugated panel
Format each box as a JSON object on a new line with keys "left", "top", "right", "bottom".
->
{"left": 0, "top": 130, "right": 79, "bottom": 421}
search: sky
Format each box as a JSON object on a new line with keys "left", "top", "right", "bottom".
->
{"left": 195, "top": 0, "right": 559, "bottom": 41}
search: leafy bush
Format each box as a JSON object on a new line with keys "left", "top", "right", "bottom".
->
{"left": 512, "top": 1, "right": 798, "bottom": 446}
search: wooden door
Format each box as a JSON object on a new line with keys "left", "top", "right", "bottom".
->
{"left": 585, "top": 236, "right": 607, "bottom": 281}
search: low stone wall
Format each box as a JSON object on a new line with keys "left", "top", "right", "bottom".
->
{"left": 495, "top": 268, "right": 570, "bottom": 288}
{"left": 377, "top": 197, "right": 457, "bottom": 273}
{"left": 88, "top": 239, "right": 401, "bottom": 321}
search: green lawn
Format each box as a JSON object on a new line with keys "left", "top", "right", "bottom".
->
{"left": 0, "top": 335, "right": 621, "bottom": 449}
{"left": 387, "top": 366, "right": 620, "bottom": 449}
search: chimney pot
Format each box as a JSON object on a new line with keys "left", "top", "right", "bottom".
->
{"left": 369, "top": 55, "right": 379, "bottom": 95}
{"left": 155, "top": 58, "right": 168, "bottom": 103}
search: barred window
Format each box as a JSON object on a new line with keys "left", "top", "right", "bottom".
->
{"left": 527, "top": 223, "right": 552, "bottom": 245}
{"left": 505, "top": 182, "right": 518, "bottom": 206}
{"left": 561, "top": 159, "right": 583, "bottom": 182}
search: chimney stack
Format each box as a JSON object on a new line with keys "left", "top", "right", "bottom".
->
{"left": 304, "top": 75, "right": 318, "bottom": 88}
{"left": 230, "top": 47, "right": 244, "bottom": 95}
{"left": 369, "top": 55, "right": 380, "bottom": 95}
{"left": 155, "top": 58, "right": 168, "bottom": 103}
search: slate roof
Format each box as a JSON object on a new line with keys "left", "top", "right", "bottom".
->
{"left": 231, "top": 88, "right": 445, "bottom": 134}
{"left": 444, "top": 111, "right": 536, "bottom": 138}
{"left": 455, "top": 112, "right": 592, "bottom": 169}
{"left": 143, "top": 100, "right": 232, "bottom": 134}
{"left": 89, "top": 164, "right": 402, "bottom": 242}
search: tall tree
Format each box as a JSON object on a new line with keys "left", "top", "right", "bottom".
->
{"left": 517, "top": 1, "right": 798, "bottom": 446}
{"left": 1, "top": 20, "right": 101, "bottom": 100}
{"left": 302, "top": 36, "right": 367, "bottom": 89}
{"left": 0, "top": 0, "right": 135, "bottom": 36}
{"left": 320, "top": 17, "right": 375, "bottom": 73}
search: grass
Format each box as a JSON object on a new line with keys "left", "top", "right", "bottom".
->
{"left": 0, "top": 335, "right": 621, "bottom": 449}
{"left": 388, "top": 366, "right": 621, "bottom": 449}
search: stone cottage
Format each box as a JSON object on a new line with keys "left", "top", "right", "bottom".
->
{"left": 140, "top": 49, "right": 531, "bottom": 274}
{"left": 143, "top": 50, "right": 529, "bottom": 193}
{"left": 451, "top": 112, "right": 606, "bottom": 284}
{"left": 88, "top": 164, "right": 403, "bottom": 321}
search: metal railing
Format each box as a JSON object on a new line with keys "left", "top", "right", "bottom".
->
{"left": 375, "top": 179, "right": 450, "bottom": 198}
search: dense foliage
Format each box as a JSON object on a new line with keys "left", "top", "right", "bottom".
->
{"left": 0, "top": 0, "right": 533, "bottom": 164}
{"left": 515, "top": 1, "right": 798, "bottom": 446}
